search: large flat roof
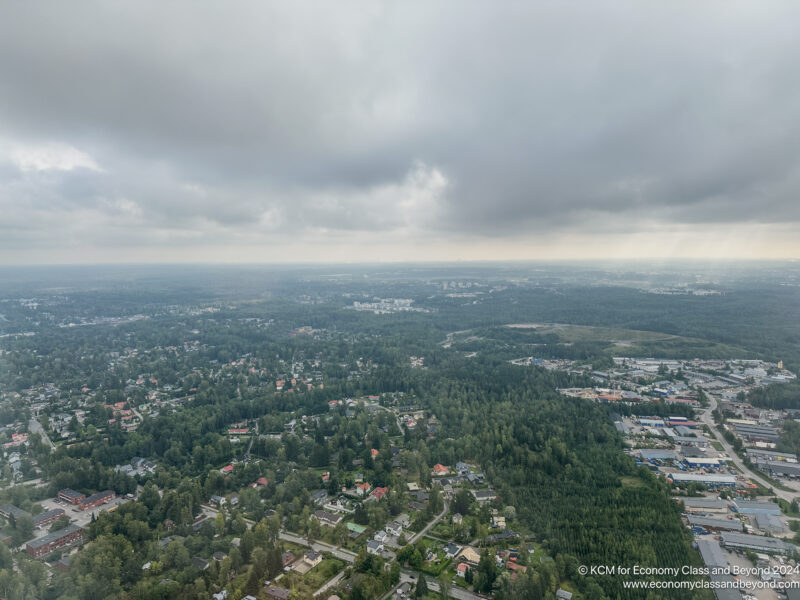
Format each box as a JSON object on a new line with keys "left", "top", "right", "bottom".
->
{"left": 720, "top": 532, "right": 795, "bottom": 553}
{"left": 679, "top": 497, "right": 729, "bottom": 509}
{"left": 696, "top": 538, "right": 728, "bottom": 569}
{"left": 27, "top": 524, "right": 83, "bottom": 549}
{"left": 671, "top": 473, "right": 736, "bottom": 484}
{"left": 688, "top": 515, "right": 743, "bottom": 531}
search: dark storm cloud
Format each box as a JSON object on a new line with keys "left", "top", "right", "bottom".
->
{"left": 2, "top": 1, "right": 800, "bottom": 257}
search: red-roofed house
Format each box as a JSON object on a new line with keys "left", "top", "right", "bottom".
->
{"left": 371, "top": 486, "right": 388, "bottom": 500}
{"left": 456, "top": 563, "right": 472, "bottom": 578}
{"left": 356, "top": 482, "right": 372, "bottom": 496}
{"left": 507, "top": 562, "right": 527, "bottom": 574}
{"left": 370, "top": 449, "right": 379, "bottom": 459}
{"left": 433, "top": 464, "right": 449, "bottom": 476}
{"left": 220, "top": 464, "right": 234, "bottom": 474}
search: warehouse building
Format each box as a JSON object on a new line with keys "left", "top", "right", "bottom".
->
{"left": 733, "top": 424, "right": 779, "bottom": 443}
{"left": 754, "top": 513, "right": 786, "bottom": 534}
{"left": 681, "top": 446, "right": 708, "bottom": 458}
{"left": 26, "top": 524, "right": 84, "bottom": 557}
{"left": 746, "top": 449, "right": 797, "bottom": 463}
{"left": 670, "top": 473, "right": 736, "bottom": 487}
{"left": 720, "top": 532, "right": 795, "bottom": 555}
{"left": 696, "top": 538, "right": 728, "bottom": 569}
{"left": 688, "top": 515, "right": 743, "bottom": 532}
{"left": 674, "top": 436, "right": 709, "bottom": 447}
{"left": 695, "top": 539, "right": 741, "bottom": 600}
{"left": 636, "top": 449, "right": 677, "bottom": 461}
{"left": 731, "top": 500, "right": 781, "bottom": 515}
{"left": 764, "top": 461, "right": 800, "bottom": 478}
{"left": 679, "top": 497, "right": 730, "bottom": 514}
{"left": 684, "top": 457, "right": 722, "bottom": 469}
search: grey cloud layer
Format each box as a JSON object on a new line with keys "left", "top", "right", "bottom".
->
{"left": 2, "top": 1, "right": 800, "bottom": 255}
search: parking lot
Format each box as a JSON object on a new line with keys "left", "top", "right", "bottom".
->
{"left": 35, "top": 495, "right": 131, "bottom": 533}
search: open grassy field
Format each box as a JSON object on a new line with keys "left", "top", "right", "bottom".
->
{"left": 505, "top": 322, "right": 748, "bottom": 357}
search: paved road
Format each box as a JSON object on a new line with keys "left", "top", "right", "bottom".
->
{"left": 29, "top": 418, "right": 55, "bottom": 452}
{"left": 427, "top": 578, "right": 487, "bottom": 600}
{"left": 410, "top": 501, "right": 449, "bottom": 544}
{"left": 279, "top": 531, "right": 357, "bottom": 563}
{"left": 314, "top": 570, "right": 346, "bottom": 597}
{"left": 700, "top": 395, "right": 797, "bottom": 503}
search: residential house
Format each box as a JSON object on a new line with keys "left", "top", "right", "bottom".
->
{"left": 304, "top": 549, "right": 322, "bottom": 568}
{"left": 458, "top": 546, "right": 481, "bottom": 565}
{"left": 314, "top": 510, "right": 343, "bottom": 527}
{"left": 386, "top": 521, "right": 402, "bottom": 536}
{"left": 265, "top": 585, "right": 291, "bottom": 600}
{"left": 370, "top": 486, "right": 388, "bottom": 501}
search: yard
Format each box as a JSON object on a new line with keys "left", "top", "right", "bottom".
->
{"left": 281, "top": 556, "right": 346, "bottom": 596}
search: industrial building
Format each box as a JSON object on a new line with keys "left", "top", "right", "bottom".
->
{"left": 763, "top": 460, "right": 800, "bottom": 478}
{"left": 673, "top": 436, "right": 709, "bottom": 447}
{"left": 26, "top": 524, "right": 84, "bottom": 557}
{"left": 746, "top": 449, "right": 797, "bottom": 463}
{"left": 675, "top": 425, "right": 696, "bottom": 437}
{"left": 732, "top": 424, "right": 779, "bottom": 443}
{"left": 688, "top": 515, "right": 743, "bottom": 532}
{"left": 695, "top": 539, "right": 741, "bottom": 600}
{"left": 696, "top": 538, "right": 728, "bottom": 569}
{"left": 670, "top": 473, "right": 736, "bottom": 487}
{"left": 731, "top": 500, "right": 781, "bottom": 515}
{"left": 684, "top": 457, "right": 722, "bottom": 468}
{"left": 754, "top": 513, "right": 786, "bottom": 534}
{"left": 679, "top": 497, "right": 730, "bottom": 514}
{"left": 636, "top": 449, "right": 677, "bottom": 461}
{"left": 720, "top": 532, "right": 796, "bottom": 555}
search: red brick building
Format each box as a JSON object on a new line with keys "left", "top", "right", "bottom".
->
{"left": 79, "top": 490, "right": 115, "bottom": 511}
{"left": 58, "top": 488, "right": 85, "bottom": 505}
{"left": 33, "top": 508, "right": 66, "bottom": 529}
{"left": 26, "top": 525, "right": 84, "bottom": 557}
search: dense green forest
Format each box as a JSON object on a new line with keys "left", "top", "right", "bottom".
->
{"left": 2, "top": 263, "right": 799, "bottom": 599}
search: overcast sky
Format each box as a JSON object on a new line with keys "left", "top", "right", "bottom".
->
{"left": 2, "top": 1, "right": 800, "bottom": 264}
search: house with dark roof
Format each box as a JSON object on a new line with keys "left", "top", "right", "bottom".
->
{"left": 265, "top": 585, "right": 291, "bottom": 600}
